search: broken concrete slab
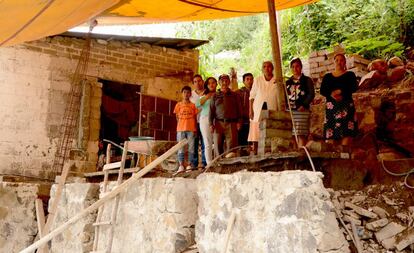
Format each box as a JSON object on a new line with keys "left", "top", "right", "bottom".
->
{"left": 344, "top": 202, "right": 378, "bottom": 219}
{"left": 365, "top": 218, "right": 389, "bottom": 231}
{"left": 395, "top": 228, "right": 414, "bottom": 251}
{"left": 0, "top": 183, "right": 38, "bottom": 253}
{"left": 371, "top": 206, "right": 389, "bottom": 219}
{"left": 375, "top": 222, "right": 406, "bottom": 242}
{"left": 196, "top": 171, "right": 350, "bottom": 253}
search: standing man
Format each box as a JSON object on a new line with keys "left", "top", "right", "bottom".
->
{"left": 210, "top": 74, "right": 242, "bottom": 156}
{"left": 237, "top": 73, "right": 254, "bottom": 148}
{"left": 248, "top": 61, "right": 281, "bottom": 154}
{"left": 190, "top": 74, "right": 206, "bottom": 168}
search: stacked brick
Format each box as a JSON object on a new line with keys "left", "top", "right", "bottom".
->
{"left": 140, "top": 94, "right": 177, "bottom": 141}
{"left": 304, "top": 50, "right": 370, "bottom": 89}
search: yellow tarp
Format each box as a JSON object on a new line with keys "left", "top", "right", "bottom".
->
{"left": 100, "top": 0, "right": 317, "bottom": 24}
{"left": 0, "top": 0, "right": 316, "bottom": 47}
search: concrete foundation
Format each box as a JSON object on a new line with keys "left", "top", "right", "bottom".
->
{"left": 196, "top": 171, "right": 350, "bottom": 253}
{"left": 95, "top": 178, "right": 198, "bottom": 253}
{"left": 0, "top": 183, "right": 38, "bottom": 253}
{"left": 49, "top": 183, "right": 100, "bottom": 253}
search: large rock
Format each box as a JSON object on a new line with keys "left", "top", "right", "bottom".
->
{"left": 96, "top": 178, "right": 198, "bottom": 253}
{"left": 196, "top": 171, "right": 349, "bottom": 253}
{"left": 0, "top": 183, "right": 38, "bottom": 253}
{"left": 49, "top": 183, "right": 100, "bottom": 253}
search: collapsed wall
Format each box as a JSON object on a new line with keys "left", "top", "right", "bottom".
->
{"left": 0, "top": 183, "right": 38, "bottom": 252}
{"left": 196, "top": 171, "right": 349, "bottom": 253}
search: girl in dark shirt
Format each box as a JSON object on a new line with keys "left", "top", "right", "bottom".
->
{"left": 320, "top": 53, "right": 358, "bottom": 146}
{"left": 286, "top": 58, "right": 315, "bottom": 148}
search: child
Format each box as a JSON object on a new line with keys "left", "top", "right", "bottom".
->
{"left": 174, "top": 86, "right": 198, "bottom": 172}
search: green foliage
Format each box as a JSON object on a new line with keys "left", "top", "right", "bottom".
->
{"left": 175, "top": 0, "right": 414, "bottom": 79}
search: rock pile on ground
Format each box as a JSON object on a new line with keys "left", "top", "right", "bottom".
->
{"left": 330, "top": 182, "right": 414, "bottom": 252}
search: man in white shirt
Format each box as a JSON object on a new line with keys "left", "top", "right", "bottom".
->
{"left": 248, "top": 61, "right": 281, "bottom": 154}
{"left": 190, "top": 74, "right": 206, "bottom": 167}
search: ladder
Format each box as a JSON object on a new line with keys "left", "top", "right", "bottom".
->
{"left": 91, "top": 141, "right": 129, "bottom": 253}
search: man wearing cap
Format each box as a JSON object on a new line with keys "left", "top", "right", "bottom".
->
{"left": 209, "top": 74, "right": 242, "bottom": 156}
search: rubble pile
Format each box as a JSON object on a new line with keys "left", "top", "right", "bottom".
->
{"left": 330, "top": 182, "right": 414, "bottom": 252}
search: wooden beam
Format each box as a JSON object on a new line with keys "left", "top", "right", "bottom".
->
{"left": 19, "top": 139, "right": 188, "bottom": 253}
{"left": 267, "top": 0, "right": 286, "bottom": 111}
{"left": 35, "top": 199, "right": 48, "bottom": 253}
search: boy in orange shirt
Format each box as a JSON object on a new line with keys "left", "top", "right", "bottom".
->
{"left": 174, "top": 86, "right": 198, "bottom": 172}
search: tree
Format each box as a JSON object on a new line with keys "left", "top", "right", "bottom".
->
{"left": 175, "top": 0, "right": 414, "bottom": 79}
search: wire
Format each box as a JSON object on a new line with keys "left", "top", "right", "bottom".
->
{"left": 281, "top": 79, "right": 316, "bottom": 172}
{"left": 380, "top": 158, "right": 414, "bottom": 189}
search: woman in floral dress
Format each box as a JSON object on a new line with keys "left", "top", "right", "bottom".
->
{"left": 320, "top": 53, "right": 358, "bottom": 146}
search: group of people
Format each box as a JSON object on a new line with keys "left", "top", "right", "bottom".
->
{"left": 173, "top": 53, "right": 358, "bottom": 172}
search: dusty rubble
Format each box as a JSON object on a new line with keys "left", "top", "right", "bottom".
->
{"left": 330, "top": 182, "right": 414, "bottom": 252}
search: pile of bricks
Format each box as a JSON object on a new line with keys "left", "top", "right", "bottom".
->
{"left": 330, "top": 182, "right": 414, "bottom": 252}
{"left": 303, "top": 49, "right": 371, "bottom": 89}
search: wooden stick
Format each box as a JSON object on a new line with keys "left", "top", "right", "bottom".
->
{"left": 350, "top": 220, "right": 363, "bottom": 253}
{"left": 35, "top": 199, "right": 48, "bottom": 253}
{"left": 19, "top": 139, "right": 188, "bottom": 253}
{"left": 106, "top": 141, "right": 128, "bottom": 252}
{"left": 222, "top": 210, "right": 237, "bottom": 253}
{"left": 93, "top": 143, "right": 112, "bottom": 251}
{"left": 42, "top": 162, "right": 72, "bottom": 234}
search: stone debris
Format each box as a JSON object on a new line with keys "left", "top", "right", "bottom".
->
{"left": 365, "top": 218, "right": 389, "bottom": 231}
{"left": 375, "top": 222, "right": 406, "bottom": 242}
{"left": 330, "top": 182, "right": 414, "bottom": 252}
{"left": 344, "top": 201, "right": 378, "bottom": 219}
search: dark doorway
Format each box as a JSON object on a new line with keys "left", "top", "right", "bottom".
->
{"left": 99, "top": 79, "right": 141, "bottom": 145}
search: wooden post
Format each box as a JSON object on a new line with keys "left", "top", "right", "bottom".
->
{"left": 222, "top": 210, "right": 237, "bottom": 253}
{"left": 267, "top": 0, "right": 286, "bottom": 111}
{"left": 19, "top": 139, "right": 188, "bottom": 253}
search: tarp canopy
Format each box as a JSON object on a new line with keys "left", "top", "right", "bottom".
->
{"left": 0, "top": 0, "right": 316, "bottom": 47}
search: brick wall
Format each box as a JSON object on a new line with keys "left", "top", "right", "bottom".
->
{"left": 0, "top": 35, "right": 199, "bottom": 179}
{"left": 303, "top": 49, "right": 370, "bottom": 89}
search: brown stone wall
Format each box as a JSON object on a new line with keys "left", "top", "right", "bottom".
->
{"left": 0, "top": 35, "right": 199, "bottom": 179}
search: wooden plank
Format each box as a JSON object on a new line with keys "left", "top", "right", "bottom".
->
{"left": 222, "top": 210, "right": 237, "bottom": 253}
{"left": 35, "top": 199, "right": 48, "bottom": 253}
{"left": 106, "top": 141, "right": 129, "bottom": 252}
{"left": 84, "top": 168, "right": 138, "bottom": 177}
{"left": 103, "top": 162, "right": 121, "bottom": 171}
{"left": 20, "top": 139, "right": 188, "bottom": 253}
{"left": 40, "top": 161, "right": 73, "bottom": 252}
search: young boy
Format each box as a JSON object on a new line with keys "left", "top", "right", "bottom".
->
{"left": 174, "top": 86, "right": 198, "bottom": 172}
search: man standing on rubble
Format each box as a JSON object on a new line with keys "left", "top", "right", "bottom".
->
{"left": 190, "top": 74, "right": 207, "bottom": 168}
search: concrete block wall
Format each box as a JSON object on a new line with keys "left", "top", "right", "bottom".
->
{"left": 0, "top": 35, "right": 199, "bottom": 179}
{"left": 0, "top": 183, "right": 39, "bottom": 253}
